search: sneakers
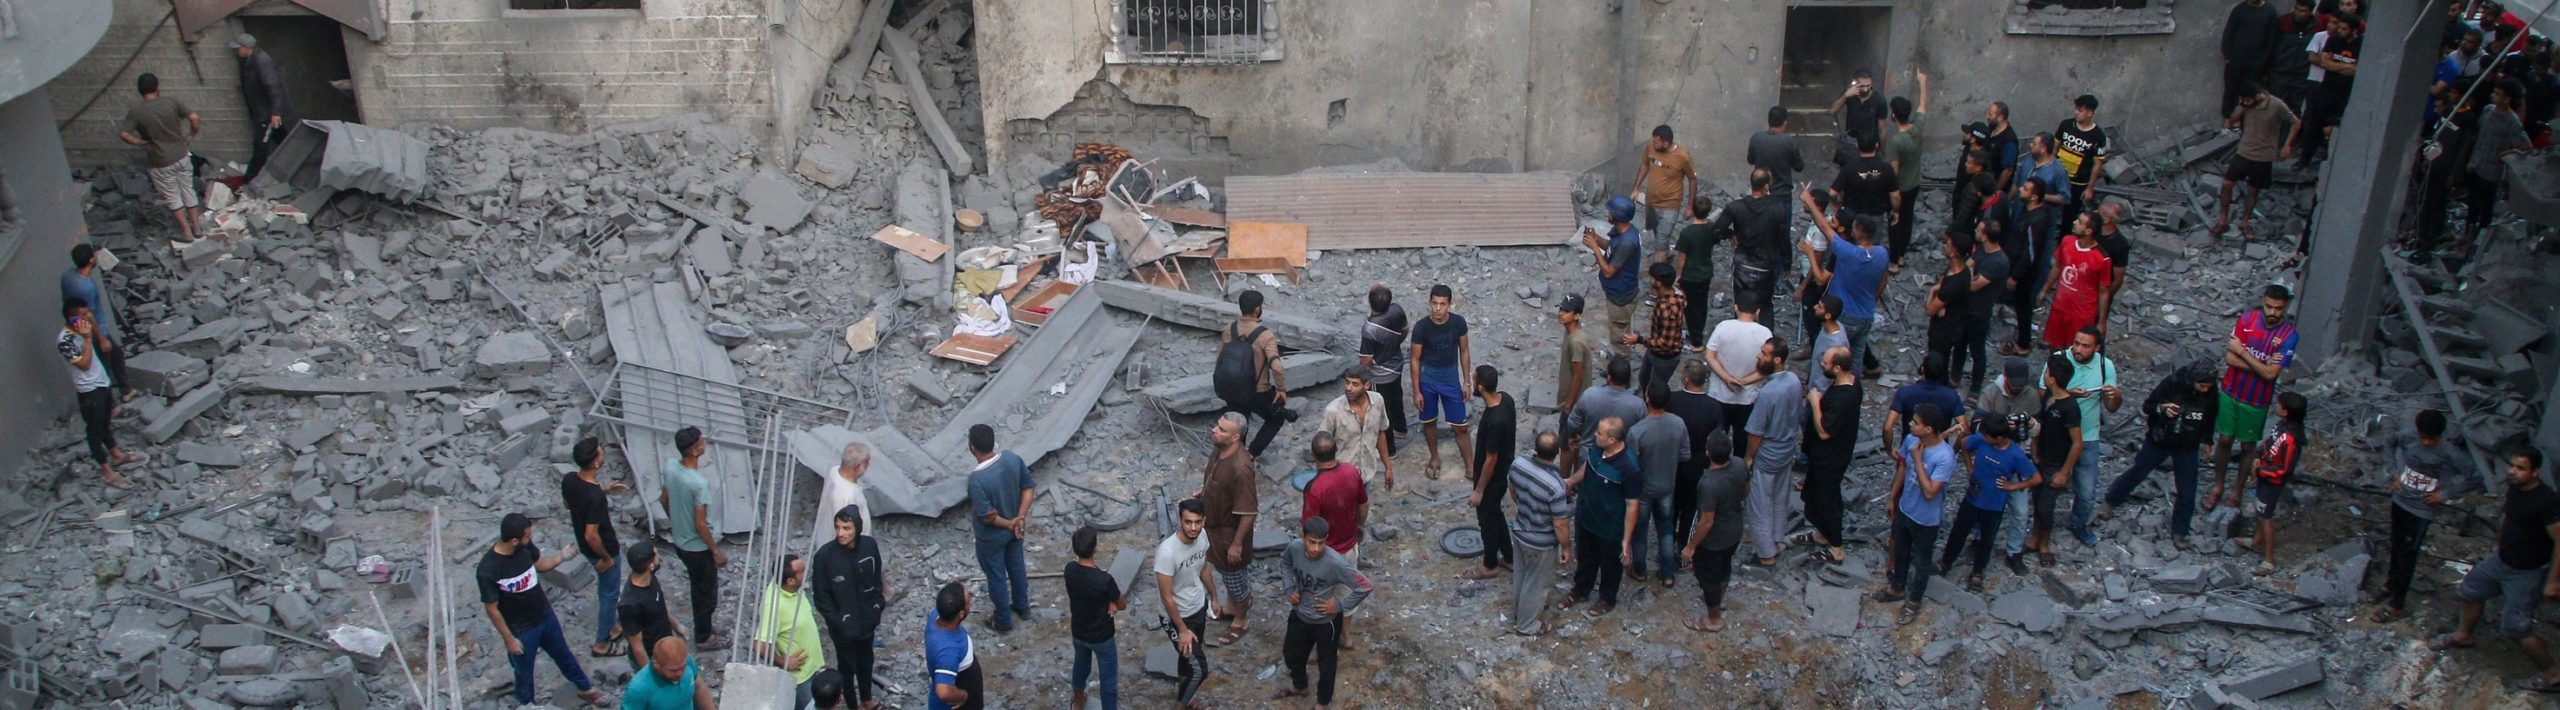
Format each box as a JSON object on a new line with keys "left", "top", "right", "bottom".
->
{"left": 1870, "top": 587, "right": 1907, "bottom": 603}
{"left": 2073, "top": 529, "right": 2099, "bottom": 547}
{"left": 2172, "top": 536, "right": 2192, "bottom": 552}
{"left": 1895, "top": 604, "right": 1923, "bottom": 626}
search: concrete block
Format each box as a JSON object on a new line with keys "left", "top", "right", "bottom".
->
{"left": 2216, "top": 656, "right": 2324, "bottom": 701}
{"left": 2150, "top": 565, "right": 2208, "bottom": 594}
{"left": 283, "top": 421, "right": 337, "bottom": 451}
{"left": 223, "top": 676, "right": 302, "bottom": 706}
{"left": 756, "top": 320, "right": 813, "bottom": 340}
{"left": 165, "top": 318, "right": 245, "bottom": 360}
{"left": 216, "top": 645, "right": 279, "bottom": 676}
{"left": 271, "top": 591, "right": 316, "bottom": 633}
{"left": 1989, "top": 588, "right": 2061, "bottom": 632}
{"left": 174, "top": 443, "right": 244, "bottom": 468}
{"left": 2045, "top": 569, "right": 2103, "bottom": 607}
{"left": 368, "top": 299, "right": 407, "bottom": 325}
{"left": 739, "top": 169, "right": 815, "bottom": 233}
{"left": 318, "top": 656, "right": 365, "bottom": 710}
{"left": 687, "top": 231, "right": 735, "bottom": 278}
{"left": 499, "top": 409, "right": 555, "bottom": 437}
{"left": 793, "top": 135, "right": 863, "bottom": 189}
{"left": 123, "top": 351, "right": 209, "bottom": 398}
{"left": 198, "top": 624, "right": 266, "bottom": 651}
{"left": 908, "top": 371, "right": 952, "bottom": 405}
{"left": 473, "top": 331, "right": 553, "bottom": 379}
{"left": 423, "top": 279, "right": 457, "bottom": 302}
{"left": 722, "top": 662, "right": 799, "bottom": 709}
{"left": 1804, "top": 584, "right": 1862, "bottom": 637}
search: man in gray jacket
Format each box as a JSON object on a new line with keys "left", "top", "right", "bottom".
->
{"left": 2375, "top": 409, "right": 2485, "bottom": 622}
{"left": 1274, "top": 518, "right": 1371, "bottom": 709}
{"left": 233, "top": 34, "right": 291, "bottom": 179}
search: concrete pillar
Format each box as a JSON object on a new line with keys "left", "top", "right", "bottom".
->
{"left": 0, "top": 90, "right": 86, "bottom": 476}
{"left": 2296, "top": 0, "right": 2447, "bottom": 368}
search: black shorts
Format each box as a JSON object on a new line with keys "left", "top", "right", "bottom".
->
{"left": 2225, "top": 157, "right": 2273, "bottom": 190}
{"left": 2252, "top": 479, "right": 2284, "bottom": 519}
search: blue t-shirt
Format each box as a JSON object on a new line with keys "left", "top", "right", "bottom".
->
{"left": 1897, "top": 436, "right": 1957, "bottom": 527}
{"left": 60, "top": 269, "right": 117, "bottom": 337}
{"left": 1601, "top": 226, "right": 1644, "bottom": 301}
{"left": 967, "top": 451, "right": 1035, "bottom": 544}
{"left": 662, "top": 459, "right": 712, "bottom": 552}
{"left": 1826, "top": 236, "right": 1889, "bottom": 320}
{"left": 1889, "top": 380, "right": 1969, "bottom": 437}
{"left": 1962, "top": 434, "right": 2037, "bottom": 512}
{"left": 621, "top": 659, "right": 698, "bottom": 710}
{"left": 2018, "top": 158, "right": 2068, "bottom": 198}
{"left": 925, "top": 610, "right": 977, "bottom": 710}
{"left": 1410, "top": 313, "right": 1469, "bottom": 380}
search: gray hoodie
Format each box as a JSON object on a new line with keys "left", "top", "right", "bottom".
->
{"left": 2387, "top": 429, "right": 2482, "bottom": 522}
{"left": 1284, "top": 546, "right": 1372, "bottom": 624}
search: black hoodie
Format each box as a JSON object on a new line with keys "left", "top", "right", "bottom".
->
{"left": 809, "top": 535, "right": 887, "bottom": 639}
{"left": 2142, "top": 363, "right": 2221, "bottom": 450}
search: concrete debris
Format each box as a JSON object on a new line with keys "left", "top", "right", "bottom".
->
{"left": 248, "top": 120, "right": 433, "bottom": 203}
{"left": 892, "top": 160, "right": 956, "bottom": 306}
{"left": 472, "top": 331, "right": 554, "bottom": 379}
{"left": 143, "top": 384, "right": 231, "bottom": 444}
{"left": 1139, "top": 352, "right": 1351, "bottom": 414}
{"left": 739, "top": 168, "right": 816, "bottom": 233}
{"left": 1089, "top": 280, "right": 1352, "bottom": 353}
{"left": 122, "top": 351, "right": 209, "bottom": 397}
{"left": 1805, "top": 584, "right": 1862, "bottom": 638}
{"left": 1989, "top": 588, "right": 2061, "bottom": 633}
{"left": 240, "top": 375, "right": 464, "bottom": 395}
{"left": 173, "top": 443, "right": 244, "bottom": 468}
{"left": 2215, "top": 656, "right": 2325, "bottom": 701}
{"left": 881, "top": 31, "right": 975, "bottom": 177}
{"left": 215, "top": 645, "right": 279, "bottom": 676}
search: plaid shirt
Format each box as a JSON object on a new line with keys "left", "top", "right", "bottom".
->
{"left": 1646, "top": 287, "right": 1686, "bottom": 358}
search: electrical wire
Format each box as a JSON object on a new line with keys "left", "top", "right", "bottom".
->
{"left": 56, "top": 9, "right": 174, "bottom": 131}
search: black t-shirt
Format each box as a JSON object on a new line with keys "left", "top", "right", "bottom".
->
{"left": 1928, "top": 269, "right": 1970, "bottom": 347}
{"left": 1970, "top": 250, "right": 2012, "bottom": 320}
{"left": 1475, "top": 395, "right": 1519, "bottom": 487}
{"left": 1842, "top": 93, "right": 1888, "bottom": 144}
{"left": 477, "top": 543, "right": 553, "bottom": 633}
{"left": 1986, "top": 127, "right": 2022, "bottom": 186}
{"left": 1062, "top": 561, "right": 1121, "bottom": 644}
{"left": 2097, "top": 231, "right": 2131, "bottom": 275}
{"left": 1663, "top": 390, "right": 1723, "bottom": 473}
{"left": 2056, "top": 121, "right": 2111, "bottom": 187}
{"left": 2320, "top": 34, "right": 2362, "bottom": 95}
{"left": 1804, "top": 383, "right": 1863, "bottom": 469}
{"left": 2032, "top": 399, "right": 2083, "bottom": 469}
{"left": 2499, "top": 483, "right": 2560, "bottom": 570}
{"left": 1410, "top": 314, "right": 1469, "bottom": 371}
{"left": 1832, "top": 155, "right": 1900, "bottom": 216}
{"left": 618, "top": 578, "right": 678, "bottom": 647}
{"left": 560, "top": 474, "right": 619, "bottom": 562}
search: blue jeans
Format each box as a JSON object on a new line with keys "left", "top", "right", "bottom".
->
{"left": 2002, "top": 485, "right": 2032, "bottom": 556}
{"left": 2103, "top": 443, "right": 2201, "bottom": 538}
{"left": 1633, "top": 496, "right": 1679, "bottom": 580}
{"left": 506, "top": 613, "right": 592, "bottom": 706}
{"left": 1842, "top": 316, "right": 1876, "bottom": 373}
{"left": 976, "top": 537, "right": 1030, "bottom": 627}
{"left": 1071, "top": 636, "right": 1120, "bottom": 710}
{"left": 2066, "top": 440, "right": 2106, "bottom": 539}
{"left": 593, "top": 562, "right": 622, "bottom": 645}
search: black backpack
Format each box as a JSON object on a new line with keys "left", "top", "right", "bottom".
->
{"left": 1214, "top": 324, "right": 1268, "bottom": 405}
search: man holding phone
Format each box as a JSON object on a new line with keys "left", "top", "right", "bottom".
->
{"left": 61, "top": 300, "right": 142, "bottom": 490}
{"left": 2047, "top": 327, "right": 2121, "bottom": 551}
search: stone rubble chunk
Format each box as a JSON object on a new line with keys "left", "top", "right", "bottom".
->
{"left": 473, "top": 331, "right": 553, "bottom": 379}
{"left": 123, "top": 350, "right": 210, "bottom": 397}
{"left": 216, "top": 645, "right": 279, "bottom": 676}
{"left": 174, "top": 443, "right": 244, "bottom": 468}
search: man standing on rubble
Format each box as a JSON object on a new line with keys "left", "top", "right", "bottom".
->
{"left": 1319, "top": 371, "right": 1393, "bottom": 490}
{"left": 753, "top": 554, "right": 826, "bottom": 708}
{"left": 1742, "top": 337, "right": 1804, "bottom": 568}
{"left": 1359, "top": 285, "right": 1411, "bottom": 449}
{"left": 61, "top": 245, "right": 132, "bottom": 403}
{"left": 478, "top": 513, "right": 609, "bottom": 708}
{"left": 2372, "top": 409, "right": 2487, "bottom": 623}
{"left": 1466, "top": 365, "right": 1520, "bottom": 581}
{"left": 2054, "top": 97, "right": 2112, "bottom": 229}
{"left": 1749, "top": 107, "right": 1807, "bottom": 204}
{"left": 1505, "top": 431, "right": 1572, "bottom": 635}
{"left": 231, "top": 34, "right": 290, "bottom": 180}
{"left": 1628, "top": 383, "right": 1690, "bottom": 586}
{"left": 2048, "top": 329, "right": 2121, "bottom": 553}
{"left": 967, "top": 424, "right": 1036, "bottom": 634}
{"left": 1200, "top": 413, "right": 1260, "bottom": 646}
{"left": 1561, "top": 417, "right": 1640, "bottom": 618}
{"left": 60, "top": 300, "right": 139, "bottom": 491}
{"left": 116, "top": 73, "right": 203, "bottom": 246}
{"left": 2427, "top": 448, "right": 2560, "bottom": 693}
{"left": 1220, "top": 290, "right": 1295, "bottom": 458}
{"left": 2210, "top": 82, "right": 2303, "bottom": 239}
{"left": 1583, "top": 197, "right": 1646, "bottom": 349}
{"left": 2205, "top": 285, "right": 2297, "bottom": 514}
{"left": 1703, "top": 300, "right": 1772, "bottom": 449}
{"left": 661, "top": 426, "right": 727, "bottom": 651}
{"left": 1630, "top": 125, "right": 1699, "bottom": 251}
{"left": 1409, "top": 284, "right": 1476, "bottom": 479}
{"left": 1630, "top": 262, "right": 1688, "bottom": 397}
{"left": 1884, "top": 69, "right": 1931, "bottom": 271}
{"left": 1555, "top": 295, "right": 1601, "bottom": 474}
{"left": 811, "top": 505, "right": 886, "bottom": 710}
{"left": 1156, "top": 499, "right": 1214, "bottom": 710}
{"left": 560, "top": 437, "right": 629, "bottom": 658}
{"left": 1710, "top": 169, "right": 1791, "bottom": 319}
{"left": 1300, "top": 433, "right": 1371, "bottom": 650}
{"left": 811, "top": 442, "right": 873, "bottom": 555}
{"left": 1273, "top": 517, "right": 1373, "bottom": 710}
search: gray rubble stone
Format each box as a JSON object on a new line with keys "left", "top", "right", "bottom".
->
{"left": 283, "top": 421, "right": 337, "bottom": 450}
{"left": 500, "top": 409, "right": 555, "bottom": 437}
{"left": 198, "top": 624, "right": 265, "bottom": 651}
{"left": 123, "top": 350, "right": 210, "bottom": 397}
{"left": 2217, "top": 655, "right": 2325, "bottom": 701}
{"left": 368, "top": 299, "right": 407, "bottom": 325}
{"left": 908, "top": 371, "right": 952, "bottom": 405}
{"left": 740, "top": 168, "right": 815, "bottom": 232}
{"left": 224, "top": 676, "right": 302, "bottom": 706}
{"left": 1990, "top": 588, "right": 2061, "bottom": 632}
{"left": 175, "top": 443, "right": 244, "bottom": 468}
{"left": 271, "top": 592, "right": 316, "bottom": 633}
{"left": 473, "top": 331, "right": 553, "bottom": 379}
{"left": 216, "top": 645, "right": 279, "bottom": 675}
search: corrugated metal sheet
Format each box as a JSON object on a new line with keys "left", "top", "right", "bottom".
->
{"left": 1224, "top": 172, "right": 1578, "bottom": 250}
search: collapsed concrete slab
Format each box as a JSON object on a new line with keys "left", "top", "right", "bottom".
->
{"left": 240, "top": 375, "right": 463, "bottom": 396}
{"left": 1089, "top": 280, "right": 1352, "bottom": 353}
{"left": 123, "top": 350, "right": 209, "bottom": 398}
{"left": 881, "top": 30, "right": 975, "bottom": 178}
{"left": 788, "top": 425, "right": 964, "bottom": 519}
{"left": 891, "top": 161, "right": 955, "bottom": 306}
{"left": 2214, "top": 656, "right": 2325, "bottom": 701}
{"left": 1138, "top": 352, "right": 1352, "bottom": 414}
{"left": 144, "top": 384, "right": 230, "bottom": 444}
{"left": 739, "top": 168, "right": 815, "bottom": 233}
{"left": 919, "top": 292, "right": 1144, "bottom": 471}
{"left": 473, "top": 331, "right": 554, "bottom": 379}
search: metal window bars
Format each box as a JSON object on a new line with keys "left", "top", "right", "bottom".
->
{"left": 1109, "top": 0, "right": 1281, "bottom": 65}
{"left": 588, "top": 362, "right": 857, "bottom": 455}
{"left": 722, "top": 417, "right": 806, "bottom": 671}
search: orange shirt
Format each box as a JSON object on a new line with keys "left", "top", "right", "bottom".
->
{"left": 1640, "top": 145, "right": 1697, "bottom": 209}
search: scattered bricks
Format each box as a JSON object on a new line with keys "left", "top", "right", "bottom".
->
{"left": 494, "top": 434, "right": 540, "bottom": 471}
{"left": 534, "top": 248, "right": 575, "bottom": 281}
{"left": 414, "top": 467, "right": 460, "bottom": 497}
{"left": 288, "top": 477, "right": 327, "bottom": 504}
{"left": 0, "top": 621, "right": 23, "bottom": 658}
{"left": 908, "top": 371, "right": 952, "bottom": 405}
{"left": 178, "top": 238, "right": 228, "bottom": 269}
{"left": 284, "top": 264, "right": 334, "bottom": 298}
{"left": 283, "top": 421, "right": 336, "bottom": 451}
{"left": 0, "top": 660, "right": 33, "bottom": 710}
{"left": 2046, "top": 569, "right": 2104, "bottom": 607}
{"left": 164, "top": 318, "right": 245, "bottom": 360}
{"left": 539, "top": 551, "right": 594, "bottom": 595}
{"left": 2216, "top": 655, "right": 2325, "bottom": 701}
{"left": 423, "top": 279, "right": 458, "bottom": 302}
{"left": 198, "top": 624, "right": 266, "bottom": 651}
{"left": 123, "top": 351, "right": 209, "bottom": 397}
{"left": 368, "top": 299, "right": 408, "bottom": 325}
{"left": 174, "top": 443, "right": 244, "bottom": 468}
{"left": 270, "top": 592, "right": 316, "bottom": 634}
{"left": 359, "top": 475, "right": 406, "bottom": 501}
{"left": 500, "top": 409, "right": 555, "bottom": 437}
{"left": 318, "top": 656, "right": 366, "bottom": 710}
{"left": 473, "top": 331, "right": 553, "bottom": 379}
{"left": 1990, "top": 588, "right": 2062, "bottom": 633}
{"left": 295, "top": 512, "right": 338, "bottom": 553}
{"left": 216, "top": 645, "right": 279, "bottom": 676}
{"left": 445, "top": 219, "right": 482, "bottom": 240}
{"left": 757, "top": 320, "right": 814, "bottom": 340}
{"left": 560, "top": 309, "right": 596, "bottom": 341}
{"left": 223, "top": 676, "right": 303, "bottom": 706}
{"left": 738, "top": 168, "right": 816, "bottom": 233}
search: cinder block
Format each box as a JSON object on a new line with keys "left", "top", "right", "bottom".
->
{"left": 198, "top": 624, "right": 266, "bottom": 651}
{"left": 123, "top": 351, "right": 209, "bottom": 397}
{"left": 216, "top": 645, "right": 279, "bottom": 676}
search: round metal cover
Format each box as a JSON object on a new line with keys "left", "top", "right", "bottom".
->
{"left": 1440, "top": 527, "right": 1484, "bottom": 558}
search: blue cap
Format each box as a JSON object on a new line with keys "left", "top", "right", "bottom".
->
{"left": 1606, "top": 196, "right": 1637, "bottom": 223}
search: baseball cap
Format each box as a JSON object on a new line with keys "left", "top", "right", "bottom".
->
{"left": 1558, "top": 294, "right": 1586, "bottom": 313}
{"left": 1965, "top": 122, "right": 1991, "bottom": 141}
{"left": 2001, "top": 356, "right": 2030, "bottom": 384}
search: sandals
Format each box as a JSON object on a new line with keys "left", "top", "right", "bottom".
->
{"left": 2370, "top": 606, "right": 2409, "bottom": 623}
{"left": 589, "top": 642, "right": 619, "bottom": 657}
{"left": 1210, "top": 627, "right": 1248, "bottom": 647}
{"left": 1895, "top": 605, "right": 1922, "bottom": 626}
{"left": 578, "top": 689, "right": 610, "bottom": 707}
{"left": 2427, "top": 633, "right": 2477, "bottom": 652}
{"left": 1583, "top": 602, "right": 1615, "bottom": 619}
{"left": 1683, "top": 615, "right": 1725, "bottom": 632}
{"left": 1870, "top": 588, "right": 1907, "bottom": 604}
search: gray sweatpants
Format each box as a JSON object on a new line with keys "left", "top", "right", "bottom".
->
{"left": 1510, "top": 543, "right": 1557, "bottom": 634}
{"left": 1745, "top": 451, "right": 1799, "bottom": 561}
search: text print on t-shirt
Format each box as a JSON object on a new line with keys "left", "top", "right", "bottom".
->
{"left": 497, "top": 566, "right": 539, "bottom": 594}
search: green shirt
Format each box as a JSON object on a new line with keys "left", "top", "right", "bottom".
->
{"left": 119, "top": 96, "right": 196, "bottom": 168}
{"left": 662, "top": 458, "right": 711, "bottom": 552}
{"left": 2046, "top": 352, "right": 2117, "bottom": 443}
{"left": 1887, "top": 112, "right": 1926, "bottom": 191}
{"left": 1674, "top": 223, "right": 1716, "bottom": 283}
{"left": 758, "top": 584, "right": 826, "bottom": 684}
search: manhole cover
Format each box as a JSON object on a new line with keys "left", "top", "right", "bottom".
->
{"left": 1441, "top": 527, "right": 1484, "bottom": 558}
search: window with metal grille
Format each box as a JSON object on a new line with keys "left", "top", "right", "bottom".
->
{"left": 2028, "top": 0, "right": 2146, "bottom": 9}
{"left": 508, "top": 0, "right": 642, "bottom": 10}
{"left": 1106, "top": 0, "right": 1283, "bottom": 65}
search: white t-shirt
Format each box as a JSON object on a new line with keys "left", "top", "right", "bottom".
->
{"left": 2306, "top": 32, "right": 2329, "bottom": 82}
{"left": 808, "top": 473, "right": 871, "bottom": 554}
{"left": 1705, "top": 319, "right": 1774, "bottom": 406}
{"left": 1153, "top": 533, "right": 1211, "bottom": 617}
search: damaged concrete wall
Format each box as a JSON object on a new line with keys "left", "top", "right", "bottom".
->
{"left": 765, "top": 0, "right": 871, "bottom": 164}
{"left": 345, "top": 0, "right": 776, "bottom": 140}
{"left": 0, "top": 91, "right": 94, "bottom": 477}
{"left": 978, "top": 0, "right": 2225, "bottom": 182}
{"left": 46, "top": 1, "right": 256, "bottom": 167}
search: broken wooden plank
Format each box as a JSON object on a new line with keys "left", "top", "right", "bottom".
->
{"left": 1215, "top": 256, "right": 1298, "bottom": 275}
{"left": 1227, "top": 221, "right": 1309, "bottom": 267}
{"left": 881, "top": 31, "right": 975, "bottom": 177}
{"left": 931, "top": 333, "right": 1017, "bottom": 366}
{"left": 1011, "top": 281, "right": 1079, "bottom": 327}
{"left": 240, "top": 375, "right": 464, "bottom": 395}
{"left": 1089, "top": 279, "right": 1353, "bottom": 353}
{"left": 869, "top": 224, "right": 950, "bottom": 262}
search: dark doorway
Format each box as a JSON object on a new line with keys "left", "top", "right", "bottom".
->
{"left": 237, "top": 16, "right": 360, "bottom": 124}
{"left": 1780, "top": 5, "right": 1894, "bottom": 163}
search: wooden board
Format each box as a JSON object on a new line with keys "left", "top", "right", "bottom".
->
{"left": 1147, "top": 205, "right": 1228, "bottom": 228}
{"left": 931, "top": 333, "right": 1018, "bottom": 366}
{"left": 1011, "top": 281, "right": 1080, "bottom": 327}
{"left": 1226, "top": 221, "right": 1308, "bottom": 267}
{"left": 869, "top": 224, "right": 949, "bottom": 262}
{"left": 1213, "top": 257, "right": 1299, "bottom": 284}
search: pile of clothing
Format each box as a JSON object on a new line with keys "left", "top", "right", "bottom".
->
{"left": 1032, "top": 143, "right": 1138, "bottom": 228}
